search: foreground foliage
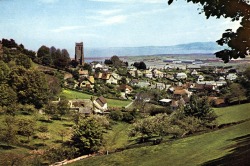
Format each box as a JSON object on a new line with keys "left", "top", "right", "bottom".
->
{"left": 168, "top": 0, "right": 250, "bottom": 62}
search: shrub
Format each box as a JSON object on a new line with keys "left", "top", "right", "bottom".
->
{"left": 109, "top": 110, "right": 123, "bottom": 121}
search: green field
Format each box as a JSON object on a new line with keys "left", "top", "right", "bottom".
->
{"left": 214, "top": 103, "right": 250, "bottom": 125}
{"left": 69, "top": 103, "right": 250, "bottom": 166}
{"left": 61, "top": 89, "right": 131, "bottom": 108}
{"left": 102, "top": 122, "right": 131, "bottom": 152}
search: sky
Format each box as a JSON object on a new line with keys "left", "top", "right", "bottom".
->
{"left": 0, "top": 0, "right": 240, "bottom": 56}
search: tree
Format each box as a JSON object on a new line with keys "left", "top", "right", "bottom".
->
{"left": 0, "top": 115, "right": 18, "bottom": 145}
{"left": 15, "top": 53, "right": 32, "bottom": 69}
{"left": 37, "top": 133, "right": 50, "bottom": 145}
{"left": 17, "top": 118, "right": 36, "bottom": 141}
{"left": 109, "top": 110, "right": 123, "bottom": 121}
{"left": 130, "top": 114, "right": 179, "bottom": 142}
{"left": 44, "top": 102, "right": 58, "bottom": 120}
{"left": 0, "top": 60, "right": 10, "bottom": 82}
{"left": 9, "top": 67, "right": 50, "bottom": 108}
{"left": 57, "top": 99, "right": 70, "bottom": 119}
{"left": 37, "top": 45, "right": 51, "bottom": 65}
{"left": 70, "top": 60, "right": 79, "bottom": 68}
{"left": 57, "top": 129, "right": 69, "bottom": 142}
{"left": 37, "top": 45, "right": 50, "bottom": 58}
{"left": 110, "top": 55, "right": 122, "bottom": 67}
{"left": 0, "top": 84, "right": 17, "bottom": 107}
{"left": 82, "top": 63, "right": 92, "bottom": 74}
{"left": 168, "top": 0, "right": 250, "bottom": 62}
{"left": 71, "top": 115, "right": 106, "bottom": 154}
{"left": 228, "top": 83, "right": 247, "bottom": 104}
{"left": 54, "top": 48, "right": 70, "bottom": 69}
{"left": 133, "top": 61, "right": 147, "bottom": 70}
{"left": 184, "top": 95, "right": 217, "bottom": 123}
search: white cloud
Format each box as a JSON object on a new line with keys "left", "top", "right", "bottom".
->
{"left": 97, "top": 9, "right": 122, "bottom": 16}
{"left": 38, "top": 0, "right": 59, "bottom": 4}
{"left": 89, "top": 0, "right": 166, "bottom": 4}
{"left": 51, "top": 25, "right": 86, "bottom": 32}
{"left": 102, "top": 15, "right": 127, "bottom": 25}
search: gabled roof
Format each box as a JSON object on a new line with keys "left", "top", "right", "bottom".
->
{"left": 87, "top": 76, "right": 95, "bottom": 84}
{"left": 174, "top": 89, "right": 189, "bottom": 95}
{"left": 79, "top": 69, "right": 89, "bottom": 75}
{"left": 95, "top": 96, "right": 107, "bottom": 107}
{"left": 119, "top": 84, "right": 133, "bottom": 91}
{"left": 94, "top": 72, "right": 103, "bottom": 79}
{"left": 102, "top": 73, "right": 111, "bottom": 80}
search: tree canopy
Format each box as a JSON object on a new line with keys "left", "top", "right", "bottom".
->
{"left": 168, "top": 0, "right": 250, "bottom": 62}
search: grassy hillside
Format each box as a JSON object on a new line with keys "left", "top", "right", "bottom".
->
{"left": 61, "top": 89, "right": 131, "bottom": 108}
{"left": 102, "top": 122, "right": 131, "bottom": 152}
{"left": 70, "top": 121, "right": 250, "bottom": 166}
{"left": 214, "top": 103, "right": 250, "bottom": 125}
{"left": 69, "top": 103, "right": 250, "bottom": 166}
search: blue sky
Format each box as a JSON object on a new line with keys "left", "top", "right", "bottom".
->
{"left": 0, "top": 0, "right": 240, "bottom": 56}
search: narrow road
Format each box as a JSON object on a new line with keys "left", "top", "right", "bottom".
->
{"left": 125, "top": 100, "right": 134, "bottom": 109}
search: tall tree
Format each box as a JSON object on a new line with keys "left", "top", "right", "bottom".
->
{"left": 37, "top": 45, "right": 51, "bottom": 65}
{"left": 0, "top": 115, "right": 18, "bottom": 146}
{"left": 71, "top": 115, "right": 105, "bottom": 154}
{"left": 17, "top": 118, "right": 36, "bottom": 141}
{"left": 9, "top": 67, "right": 50, "bottom": 108}
{"left": 0, "top": 60, "right": 10, "bottom": 82}
{"left": 228, "top": 83, "right": 247, "bottom": 104}
{"left": 54, "top": 49, "right": 70, "bottom": 69}
{"left": 184, "top": 95, "right": 217, "bottom": 122}
{"left": 168, "top": 0, "right": 250, "bottom": 62}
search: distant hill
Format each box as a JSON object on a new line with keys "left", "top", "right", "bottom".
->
{"left": 84, "top": 42, "right": 226, "bottom": 58}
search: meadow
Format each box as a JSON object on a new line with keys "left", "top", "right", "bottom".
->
{"left": 61, "top": 89, "right": 132, "bottom": 108}
{"left": 69, "top": 103, "right": 250, "bottom": 166}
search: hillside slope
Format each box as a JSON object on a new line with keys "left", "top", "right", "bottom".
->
{"left": 69, "top": 104, "right": 250, "bottom": 166}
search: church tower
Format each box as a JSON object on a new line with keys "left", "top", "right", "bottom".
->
{"left": 75, "top": 42, "right": 84, "bottom": 65}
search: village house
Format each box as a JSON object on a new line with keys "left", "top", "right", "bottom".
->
{"left": 94, "top": 72, "right": 103, "bottom": 79}
{"left": 136, "top": 81, "right": 151, "bottom": 88}
{"left": 226, "top": 73, "right": 238, "bottom": 81}
{"left": 191, "top": 69, "right": 198, "bottom": 76}
{"left": 78, "top": 68, "right": 89, "bottom": 77}
{"left": 173, "top": 89, "right": 192, "bottom": 100}
{"left": 103, "top": 73, "right": 120, "bottom": 84}
{"left": 68, "top": 99, "right": 93, "bottom": 116}
{"left": 152, "top": 69, "right": 164, "bottom": 78}
{"left": 197, "top": 75, "right": 205, "bottom": 82}
{"left": 79, "top": 76, "right": 95, "bottom": 89}
{"left": 92, "top": 63, "right": 103, "bottom": 69}
{"left": 216, "top": 81, "right": 227, "bottom": 87}
{"left": 151, "top": 82, "right": 166, "bottom": 90}
{"left": 159, "top": 98, "right": 172, "bottom": 106}
{"left": 129, "top": 79, "right": 139, "bottom": 86}
{"left": 93, "top": 96, "right": 108, "bottom": 113}
{"left": 176, "top": 72, "right": 187, "bottom": 79}
{"left": 119, "top": 84, "right": 133, "bottom": 94}
{"left": 128, "top": 70, "right": 136, "bottom": 77}
{"left": 187, "top": 64, "right": 201, "bottom": 71}
{"left": 64, "top": 73, "right": 73, "bottom": 80}
{"left": 144, "top": 70, "right": 153, "bottom": 78}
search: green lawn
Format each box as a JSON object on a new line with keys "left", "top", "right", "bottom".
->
{"left": 69, "top": 103, "right": 250, "bottom": 166}
{"left": 214, "top": 103, "right": 250, "bottom": 125}
{"left": 102, "top": 122, "right": 131, "bottom": 152}
{"left": 61, "top": 89, "right": 131, "bottom": 108}
{"left": 0, "top": 114, "right": 74, "bottom": 150}
{"left": 70, "top": 119, "right": 250, "bottom": 166}
{"left": 61, "top": 89, "right": 93, "bottom": 99}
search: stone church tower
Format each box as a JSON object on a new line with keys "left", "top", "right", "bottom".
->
{"left": 75, "top": 42, "right": 84, "bottom": 65}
